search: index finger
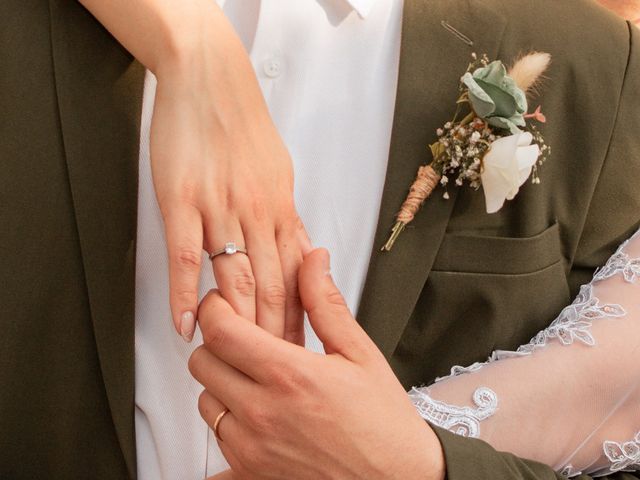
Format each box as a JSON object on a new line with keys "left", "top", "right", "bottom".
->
{"left": 197, "top": 289, "right": 306, "bottom": 383}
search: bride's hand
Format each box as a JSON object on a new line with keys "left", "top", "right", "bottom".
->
{"left": 151, "top": 7, "right": 310, "bottom": 343}
{"left": 77, "top": 1, "right": 311, "bottom": 342}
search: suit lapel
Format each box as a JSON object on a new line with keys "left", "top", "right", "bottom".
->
{"left": 49, "top": 1, "right": 144, "bottom": 476}
{"left": 357, "top": 0, "right": 507, "bottom": 358}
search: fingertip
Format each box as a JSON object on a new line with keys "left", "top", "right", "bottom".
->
{"left": 198, "top": 288, "right": 235, "bottom": 322}
{"left": 202, "top": 288, "right": 221, "bottom": 301}
{"left": 301, "top": 248, "right": 330, "bottom": 277}
{"left": 299, "top": 248, "right": 333, "bottom": 310}
{"left": 180, "top": 310, "right": 196, "bottom": 343}
{"left": 170, "top": 297, "right": 197, "bottom": 342}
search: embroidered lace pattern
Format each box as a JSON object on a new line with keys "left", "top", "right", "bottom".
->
{"left": 593, "top": 236, "right": 640, "bottom": 283}
{"left": 603, "top": 431, "right": 640, "bottom": 473}
{"left": 409, "top": 386, "right": 498, "bottom": 438}
{"left": 411, "top": 230, "right": 640, "bottom": 477}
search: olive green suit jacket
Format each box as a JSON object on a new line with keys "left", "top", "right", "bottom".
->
{"left": 1, "top": 0, "right": 639, "bottom": 478}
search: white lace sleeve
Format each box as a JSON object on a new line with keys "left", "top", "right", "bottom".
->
{"left": 411, "top": 229, "right": 640, "bottom": 477}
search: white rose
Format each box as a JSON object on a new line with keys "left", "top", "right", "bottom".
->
{"left": 481, "top": 132, "right": 540, "bottom": 214}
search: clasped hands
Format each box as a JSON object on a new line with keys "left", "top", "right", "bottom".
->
{"left": 142, "top": 11, "right": 444, "bottom": 475}
{"left": 188, "top": 249, "right": 446, "bottom": 479}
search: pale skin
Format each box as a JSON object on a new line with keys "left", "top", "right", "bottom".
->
{"left": 78, "top": 0, "right": 311, "bottom": 343}
{"left": 190, "top": 249, "right": 446, "bottom": 480}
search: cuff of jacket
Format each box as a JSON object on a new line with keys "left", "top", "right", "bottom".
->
{"left": 431, "top": 425, "right": 562, "bottom": 480}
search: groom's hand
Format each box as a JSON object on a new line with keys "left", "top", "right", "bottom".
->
{"left": 189, "top": 249, "right": 445, "bottom": 479}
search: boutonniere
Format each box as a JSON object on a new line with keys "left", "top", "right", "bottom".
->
{"left": 382, "top": 52, "right": 552, "bottom": 252}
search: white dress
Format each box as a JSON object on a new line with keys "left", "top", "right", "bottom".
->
{"left": 411, "top": 228, "right": 640, "bottom": 477}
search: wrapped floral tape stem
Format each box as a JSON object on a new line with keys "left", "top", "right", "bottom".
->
{"left": 381, "top": 165, "right": 440, "bottom": 252}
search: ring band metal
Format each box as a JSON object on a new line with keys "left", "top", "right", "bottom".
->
{"left": 209, "top": 242, "right": 248, "bottom": 261}
{"left": 213, "top": 408, "right": 230, "bottom": 442}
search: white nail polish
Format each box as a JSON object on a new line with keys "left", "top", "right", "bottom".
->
{"left": 180, "top": 311, "right": 195, "bottom": 343}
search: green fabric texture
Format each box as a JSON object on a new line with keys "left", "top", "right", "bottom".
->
{"left": 1, "top": 0, "right": 639, "bottom": 479}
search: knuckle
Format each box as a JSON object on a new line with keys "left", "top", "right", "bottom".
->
{"left": 173, "top": 288, "right": 196, "bottom": 305}
{"left": 197, "top": 390, "right": 211, "bottom": 419}
{"left": 158, "top": 182, "right": 199, "bottom": 212}
{"left": 239, "top": 443, "right": 267, "bottom": 473}
{"left": 187, "top": 346, "right": 205, "bottom": 378}
{"left": 232, "top": 270, "right": 256, "bottom": 297}
{"left": 260, "top": 283, "right": 287, "bottom": 309}
{"left": 269, "top": 363, "right": 312, "bottom": 394}
{"left": 249, "top": 197, "right": 268, "bottom": 223}
{"left": 173, "top": 247, "right": 202, "bottom": 271}
{"left": 177, "top": 181, "right": 200, "bottom": 206}
{"left": 284, "top": 367, "right": 313, "bottom": 393}
{"left": 277, "top": 211, "right": 303, "bottom": 237}
{"left": 245, "top": 404, "right": 273, "bottom": 433}
{"left": 326, "top": 289, "right": 348, "bottom": 309}
{"left": 202, "top": 320, "right": 227, "bottom": 352}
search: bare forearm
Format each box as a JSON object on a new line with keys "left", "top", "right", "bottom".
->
{"left": 78, "top": 0, "right": 221, "bottom": 72}
{"left": 79, "top": 0, "right": 269, "bottom": 124}
{"left": 79, "top": 0, "right": 253, "bottom": 89}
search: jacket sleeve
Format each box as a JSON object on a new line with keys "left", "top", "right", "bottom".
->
{"left": 433, "top": 427, "right": 640, "bottom": 480}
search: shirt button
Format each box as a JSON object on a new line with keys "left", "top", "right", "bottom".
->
{"left": 263, "top": 58, "right": 282, "bottom": 78}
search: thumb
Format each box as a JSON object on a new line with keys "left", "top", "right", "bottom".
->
{"left": 299, "top": 248, "right": 371, "bottom": 360}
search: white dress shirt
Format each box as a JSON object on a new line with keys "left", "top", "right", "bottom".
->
{"left": 134, "top": 1, "right": 403, "bottom": 477}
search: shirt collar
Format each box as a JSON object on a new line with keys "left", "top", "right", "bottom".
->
{"left": 344, "top": 0, "right": 377, "bottom": 18}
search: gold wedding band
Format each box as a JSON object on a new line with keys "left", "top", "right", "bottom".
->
{"left": 213, "top": 408, "right": 230, "bottom": 442}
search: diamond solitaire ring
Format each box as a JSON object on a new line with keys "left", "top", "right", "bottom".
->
{"left": 209, "top": 242, "right": 248, "bottom": 261}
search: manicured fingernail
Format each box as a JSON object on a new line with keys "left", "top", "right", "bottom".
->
{"left": 180, "top": 311, "right": 195, "bottom": 343}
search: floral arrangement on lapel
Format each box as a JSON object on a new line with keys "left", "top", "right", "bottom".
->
{"left": 382, "top": 52, "right": 551, "bottom": 251}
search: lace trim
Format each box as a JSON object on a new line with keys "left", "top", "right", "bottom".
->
{"left": 436, "top": 284, "right": 627, "bottom": 383}
{"left": 515, "top": 284, "right": 625, "bottom": 351}
{"left": 603, "top": 431, "right": 640, "bottom": 473}
{"left": 409, "top": 386, "right": 498, "bottom": 438}
{"left": 593, "top": 249, "right": 640, "bottom": 283}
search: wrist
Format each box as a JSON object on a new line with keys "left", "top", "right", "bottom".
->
{"left": 151, "top": 1, "right": 246, "bottom": 77}
{"left": 154, "top": 10, "right": 271, "bottom": 131}
{"left": 405, "top": 421, "right": 446, "bottom": 480}
{"left": 423, "top": 426, "right": 446, "bottom": 480}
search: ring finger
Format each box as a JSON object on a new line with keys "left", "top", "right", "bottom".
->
{"left": 198, "top": 391, "right": 245, "bottom": 450}
{"left": 205, "top": 217, "right": 256, "bottom": 324}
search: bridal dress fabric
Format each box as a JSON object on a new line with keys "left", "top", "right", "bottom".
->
{"left": 411, "top": 229, "right": 640, "bottom": 477}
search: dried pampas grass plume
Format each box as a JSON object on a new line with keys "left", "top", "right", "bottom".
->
{"left": 508, "top": 52, "right": 551, "bottom": 96}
